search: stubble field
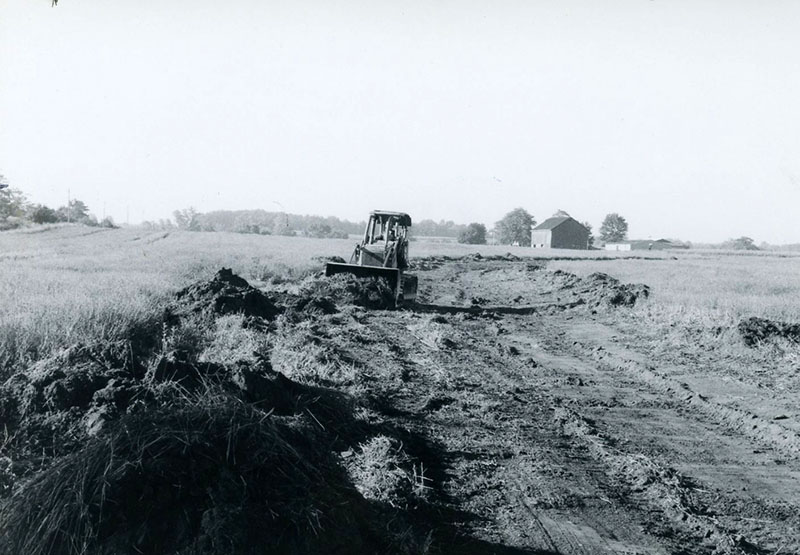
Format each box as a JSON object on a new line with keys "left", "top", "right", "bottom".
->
{"left": 1, "top": 225, "right": 799, "bottom": 554}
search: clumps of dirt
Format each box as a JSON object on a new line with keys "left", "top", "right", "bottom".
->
{"left": 313, "top": 274, "right": 397, "bottom": 310}
{"left": 0, "top": 344, "right": 142, "bottom": 467}
{"left": 1, "top": 267, "right": 444, "bottom": 555}
{"left": 407, "top": 320, "right": 461, "bottom": 352}
{"left": 420, "top": 394, "right": 456, "bottom": 412}
{"left": 344, "top": 435, "right": 430, "bottom": 508}
{"left": 556, "top": 406, "right": 763, "bottom": 555}
{"left": 0, "top": 395, "right": 384, "bottom": 555}
{"left": 312, "top": 255, "right": 346, "bottom": 264}
{"left": 270, "top": 320, "right": 362, "bottom": 390}
{"left": 411, "top": 252, "right": 522, "bottom": 271}
{"left": 737, "top": 316, "right": 800, "bottom": 347}
{"left": 171, "top": 267, "right": 281, "bottom": 321}
{"left": 572, "top": 272, "right": 650, "bottom": 308}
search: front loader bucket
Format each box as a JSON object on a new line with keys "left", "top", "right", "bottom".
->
{"left": 324, "top": 263, "right": 417, "bottom": 307}
{"left": 325, "top": 262, "right": 400, "bottom": 303}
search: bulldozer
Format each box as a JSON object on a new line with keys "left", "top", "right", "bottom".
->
{"left": 325, "top": 210, "right": 418, "bottom": 306}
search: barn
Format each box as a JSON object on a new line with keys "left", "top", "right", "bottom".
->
{"left": 530, "top": 216, "right": 590, "bottom": 249}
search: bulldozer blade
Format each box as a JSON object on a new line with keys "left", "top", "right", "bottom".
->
{"left": 325, "top": 262, "right": 400, "bottom": 296}
{"left": 325, "top": 263, "right": 400, "bottom": 285}
{"left": 324, "top": 263, "right": 417, "bottom": 307}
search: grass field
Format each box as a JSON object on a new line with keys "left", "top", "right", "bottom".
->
{"left": 0, "top": 224, "right": 797, "bottom": 374}
{"left": 550, "top": 252, "right": 800, "bottom": 320}
{"left": 3, "top": 224, "right": 800, "bottom": 554}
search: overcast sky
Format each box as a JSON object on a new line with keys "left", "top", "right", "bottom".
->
{"left": 2, "top": 0, "right": 799, "bottom": 242}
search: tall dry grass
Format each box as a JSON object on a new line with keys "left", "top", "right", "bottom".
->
{"left": 0, "top": 226, "right": 349, "bottom": 375}
{"left": 550, "top": 251, "right": 800, "bottom": 376}
{"left": 549, "top": 253, "right": 800, "bottom": 323}
{"left": 3, "top": 225, "right": 798, "bottom": 375}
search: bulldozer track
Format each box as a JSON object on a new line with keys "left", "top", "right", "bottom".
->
{"left": 344, "top": 259, "right": 800, "bottom": 553}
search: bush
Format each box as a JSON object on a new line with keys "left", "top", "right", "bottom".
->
{"left": 29, "top": 205, "right": 59, "bottom": 224}
{"left": 457, "top": 223, "right": 487, "bottom": 245}
{"left": 723, "top": 236, "right": 759, "bottom": 251}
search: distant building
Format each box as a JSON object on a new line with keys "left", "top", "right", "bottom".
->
{"left": 604, "top": 239, "right": 689, "bottom": 251}
{"left": 630, "top": 239, "right": 689, "bottom": 250}
{"left": 531, "top": 217, "right": 590, "bottom": 249}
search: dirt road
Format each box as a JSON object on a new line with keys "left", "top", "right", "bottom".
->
{"left": 4, "top": 257, "right": 798, "bottom": 554}
{"left": 320, "top": 257, "right": 800, "bottom": 554}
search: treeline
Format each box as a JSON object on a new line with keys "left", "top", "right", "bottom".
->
{"left": 0, "top": 187, "right": 115, "bottom": 231}
{"left": 145, "top": 208, "right": 363, "bottom": 239}
{"left": 151, "top": 210, "right": 481, "bottom": 240}
{"left": 412, "top": 219, "right": 468, "bottom": 238}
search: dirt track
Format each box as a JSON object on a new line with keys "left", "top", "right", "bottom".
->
{"left": 324, "top": 258, "right": 800, "bottom": 554}
{"left": 3, "top": 257, "right": 798, "bottom": 554}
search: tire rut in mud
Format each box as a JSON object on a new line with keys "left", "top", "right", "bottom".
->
{"left": 536, "top": 318, "right": 800, "bottom": 553}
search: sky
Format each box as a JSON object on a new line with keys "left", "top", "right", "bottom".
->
{"left": 2, "top": 0, "right": 800, "bottom": 243}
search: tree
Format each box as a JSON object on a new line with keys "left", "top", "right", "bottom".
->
{"left": 413, "top": 219, "right": 466, "bottom": 238}
{"left": 0, "top": 187, "right": 28, "bottom": 219}
{"left": 306, "top": 223, "right": 332, "bottom": 238}
{"left": 724, "top": 236, "right": 759, "bottom": 251}
{"left": 30, "top": 204, "right": 59, "bottom": 224}
{"left": 599, "top": 213, "right": 628, "bottom": 243}
{"left": 57, "top": 199, "right": 90, "bottom": 223}
{"left": 458, "top": 223, "right": 487, "bottom": 245}
{"left": 99, "top": 216, "right": 118, "bottom": 228}
{"left": 582, "top": 221, "right": 595, "bottom": 248}
{"left": 173, "top": 207, "right": 200, "bottom": 230}
{"left": 496, "top": 208, "right": 535, "bottom": 246}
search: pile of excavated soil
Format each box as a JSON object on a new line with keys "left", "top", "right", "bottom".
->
{"left": 0, "top": 268, "right": 434, "bottom": 555}
{"left": 309, "top": 274, "right": 397, "bottom": 310}
{"left": 738, "top": 316, "right": 800, "bottom": 347}
{"left": 0, "top": 397, "right": 382, "bottom": 555}
{"left": 411, "top": 252, "right": 521, "bottom": 271}
{"left": 573, "top": 272, "right": 650, "bottom": 308}
{"left": 171, "top": 267, "right": 281, "bottom": 321}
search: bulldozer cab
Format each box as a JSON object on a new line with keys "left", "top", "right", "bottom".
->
{"left": 364, "top": 212, "right": 410, "bottom": 246}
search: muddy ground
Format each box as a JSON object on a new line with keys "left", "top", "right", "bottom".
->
{"left": 2, "top": 257, "right": 798, "bottom": 554}
{"left": 368, "top": 257, "right": 800, "bottom": 554}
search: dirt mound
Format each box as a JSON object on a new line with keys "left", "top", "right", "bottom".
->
{"left": 314, "top": 274, "right": 396, "bottom": 310}
{"left": 412, "top": 252, "right": 523, "bottom": 271}
{"left": 172, "top": 268, "right": 280, "bottom": 321}
{"left": 737, "top": 316, "right": 800, "bottom": 346}
{"left": 0, "top": 334, "right": 355, "bottom": 492}
{"left": 312, "top": 255, "right": 347, "bottom": 264}
{"left": 0, "top": 344, "right": 141, "bottom": 467}
{"left": 0, "top": 396, "right": 384, "bottom": 555}
{"left": 0, "top": 342, "right": 419, "bottom": 554}
{"left": 575, "top": 272, "right": 650, "bottom": 308}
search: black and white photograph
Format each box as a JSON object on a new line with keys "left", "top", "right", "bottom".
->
{"left": 1, "top": 1, "right": 800, "bottom": 553}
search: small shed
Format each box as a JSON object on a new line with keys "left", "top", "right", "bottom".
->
{"left": 531, "top": 217, "right": 590, "bottom": 249}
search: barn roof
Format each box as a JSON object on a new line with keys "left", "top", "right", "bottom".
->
{"left": 533, "top": 216, "right": 575, "bottom": 230}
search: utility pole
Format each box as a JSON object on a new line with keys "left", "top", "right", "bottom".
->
{"left": 67, "top": 188, "right": 71, "bottom": 223}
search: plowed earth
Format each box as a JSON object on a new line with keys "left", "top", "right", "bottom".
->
{"left": 3, "top": 257, "right": 799, "bottom": 554}
{"left": 334, "top": 258, "right": 799, "bottom": 554}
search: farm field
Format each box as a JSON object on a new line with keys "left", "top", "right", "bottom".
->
{"left": 1, "top": 225, "right": 800, "bottom": 554}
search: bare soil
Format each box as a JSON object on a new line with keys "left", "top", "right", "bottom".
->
{"left": 2, "top": 257, "right": 798, "bottom": 554}
{"left": 329, "top": 257, "right": 799, "bottom": 554}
